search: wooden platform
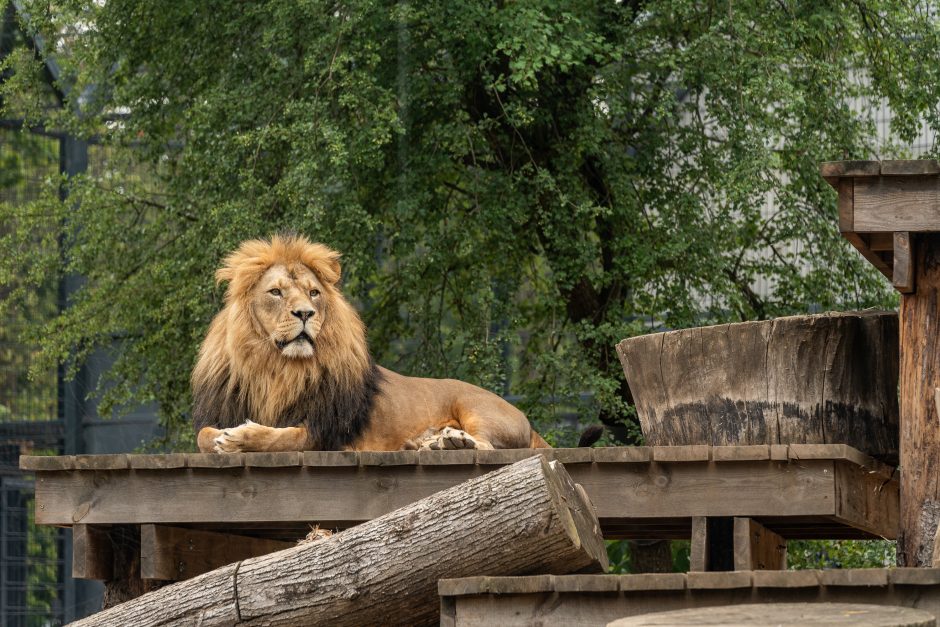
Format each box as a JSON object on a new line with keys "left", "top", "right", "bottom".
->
{"left": 22, "top": 444, "right": 898, "bottom": 583}
{"left": 439, "top": 569, "right": 940, "bottom": 627}
{"left": 24, "top": 444, "right": 896, "bottom": 540}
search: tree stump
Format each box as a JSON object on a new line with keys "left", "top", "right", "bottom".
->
{"left": 69, "top": 456, "right": 607, "bottom": 627}
{"left": 616, "top": 311, "right": 898, "bottom": 463}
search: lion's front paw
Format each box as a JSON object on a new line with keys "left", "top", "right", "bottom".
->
{"left": 214, "top": 420, "right": 264, "bottom": 453}
{"left": 421, "top": 426, "right": 479, "bottom": 450}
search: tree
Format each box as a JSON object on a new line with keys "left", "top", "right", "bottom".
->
{"left": 1, "top": 0, "right": 934, "bottom": 445}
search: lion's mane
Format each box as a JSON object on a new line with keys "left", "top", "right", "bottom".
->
{"left": 191, "top": 235, "right": 382, "bottom": 450}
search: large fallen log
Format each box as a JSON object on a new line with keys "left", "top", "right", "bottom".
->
{"left": 616, "top": 310, "right": 899, "bottom": 463}
{"left": 70, "top": 456, "right": 607, "bottom": 627}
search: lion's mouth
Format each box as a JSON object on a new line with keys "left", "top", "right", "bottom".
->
{"left": 275, "top": 331, "right": 314, "bottom": 351}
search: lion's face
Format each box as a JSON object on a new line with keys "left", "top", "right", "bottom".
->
{"left": 253, "top": 263, "right": 326, "bottom": 359}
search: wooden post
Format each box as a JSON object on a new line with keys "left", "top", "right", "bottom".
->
{"left": 899, "top": 234, "right": 940, "bottom": 566}
{"left": 69, "top": 457, "right": 607, "bottom": 627}
{"left": 733, "top": 517, "right": 786, "bottom": 570}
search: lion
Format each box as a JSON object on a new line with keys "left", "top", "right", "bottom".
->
{"left": 192, "top": 234, "right": 574, "bottom": 453}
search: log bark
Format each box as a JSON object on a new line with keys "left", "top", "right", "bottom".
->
{"left": 616, "top": 311, "right": 898, "bottom": 463}
{"left": 69, "top": 456, "right": 607, "bottom": 627}
{"left": 899, "top": 234, "right": 940, "bottom": 566}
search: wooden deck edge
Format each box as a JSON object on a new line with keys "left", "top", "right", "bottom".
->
{"left": 438, "top": 569, "right": 940, "bottom": 596}
{"left": 21, "top": 443, "right": 887, "bottom": 471}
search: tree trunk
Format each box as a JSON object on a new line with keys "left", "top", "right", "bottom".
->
{"left": 616, "top": 311, "right": 898, "bottom": 463}
{"left": 898, "top": 235, "right": 940, "bottom": 566}
{"left": 70, "top": 456, "right": 607, "bottom": 627}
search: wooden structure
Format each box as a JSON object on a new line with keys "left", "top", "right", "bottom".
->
{"left": 439, "top": 569, "right": 940, "bottom": 627}
{"left": 68, "top": 457, "right": 607, "bottom": 627}
{"left": 608, "top": 603, "right": 935, "bottom": 627}
{"left": 822, "top": 160, "right": 940, "bottom": 566}
{"left": 616, "top": 311, "right": 898, "bottom": 462}
{"left": 24, "top": 444, "right": 896, "bottom": 594}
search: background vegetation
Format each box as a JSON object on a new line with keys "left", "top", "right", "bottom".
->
{"left": 0, "top": 0, "right": 936, "bottom": 443}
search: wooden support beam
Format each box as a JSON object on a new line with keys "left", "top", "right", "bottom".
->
{"left": 690, "top": 517, "right": 707, "bottom": 572}
{"left": 690, "top": 517, "right": 734, "bottom": 571}
{"left": 899, "top": 234, "right": 940, "bottom": 565}
{"left": 72, "top": 524, "right": 113, "bottom": 580}
{"left": 140, "top": 525, "right": 293, "bottom": 581}
{"left": 733, "top": 517, "right": 786, "bottom": 570}
{"left": 894, "top": 232, "right": 915, "bottom": 293}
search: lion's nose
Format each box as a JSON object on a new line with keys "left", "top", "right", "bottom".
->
{"left": 291, "top": 309, "right": 314, "bottom": 322}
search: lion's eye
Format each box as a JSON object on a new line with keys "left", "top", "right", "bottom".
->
{"left": 269, "top": 289, "right": 282, "bottom": 297}
{"left": 310, "top": 289, "right": 320, "bottom": 298}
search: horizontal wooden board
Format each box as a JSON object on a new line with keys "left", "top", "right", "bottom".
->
{"left": 854, "top": 176, "right": 940, "bottom": 232}
{"left": 442, "top": 569, "right": 940, "bottom": 627}
{"left": 31, "top": 454, "right": 898, "bottom": 541}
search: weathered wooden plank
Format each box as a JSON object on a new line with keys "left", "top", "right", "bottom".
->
{"left": 551, "top": 448, "right": 593, "bottom": 464}
{"left": 820, "top": 160, "right": 881, "bottom": 179}
{"left": 855, "top": 176, "right": 940, "bottom": 232}
{"left": 891, "top": 568, "right": 940, "bottom": 585}
{"left": 881, "top": 160, "right": 940, "bottom": 176}
{"left": 359, "top": 450, "right": 418, "bottom": 466}
{"left": 712, "top": 445, "right": 770, "bottom": 461}
{"left": 686, "top": 571, "right": 752, "bottom": 589}
{"left": 819, "top": 568, "right": 889, "bottom": 586}
{"left": 302, "top": 450, "right": 358, "bottom": 466}
{"left": 20, "top": 455, "right": 74, "bottom": 471}
{"left": 441, "top": 568, "right": 940, "bottom": 626}
{"left": 553, "top": 575, "right": 618, "bottom": 593}
{"left": 870, "top": 232, "right": 895, "bottom": 251}
{"left": 127, "top": 454, "right": 187, "bottom": 469}
{"left": 186, "top": 453, "right": 245, "bottom": 468}
{"left": 652, "top": 445, "right": 710, "bottom": 462}
{"left": 72, "top": 525, "right": 114, "bottom": 580}
{"left": 35, "top": 459, "right": 882, "bottom": 535}
{"left": 140, "top": 524, "right": 293, "bottom": 580}
{"left": 417, "top": 449, "right": 476, "bottom": 465}
{"left": 894, "top": 232, "right": 915, "bottom": 293}
{"left": 752, "top": 569, "right": 819, "bottom": 587}
{"left": 74, "top": 454, "right": 128, "bottom": 470}
{"left": 474, "top": 449, "right": 538, "bottom": 465}
{"left": 618, "top": 573, "right": 686, "bottom": 591}
{"left": 733, "top": 517, "right": 786, "bottom": 570}
{"left": 592, "top": 446, "right": 651, "bottom": 463}
{"left": 609, "top": 603, "right": 935, "bottom": 626}
{"left": 243, "top": 452, "right": 302, "bottom": 467}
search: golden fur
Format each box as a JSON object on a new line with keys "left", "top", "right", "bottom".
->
{"left": 192, "top": 234, "right": 548, "bottom": 453}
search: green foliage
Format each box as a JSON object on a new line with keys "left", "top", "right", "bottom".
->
{"left": 788, "top": 540, "right": 897, "bottom": 569}
{"left": 1, "top": 0, "right": 933, "bottom": 443}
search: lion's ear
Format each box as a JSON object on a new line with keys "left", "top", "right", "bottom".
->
{"left": 215, "top": 266, "right": 235, "bottom": 285}
{"left": 316, "top": 250, "right": 342, "bottom": 286}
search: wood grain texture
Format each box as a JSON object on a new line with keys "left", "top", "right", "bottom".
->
{"left": 881, "top": 160, "right": 940, "bottom": 176}
{"left": 140, "top": 525, "right": 293, "bottom": 580}
{"left": 899, "top": 234, "right": 940, "bottom": 566}
{"left": 609, "top": 603, "right": 935, "bottom": 626}
{"left": 72, "top": 457, "right": 607, "bottom": 627}
{"left": 894, "top": 232, "right": 915, "bottom": 293}
{"left": 839, "top": 178, "right": 854, "bottom": 232}
{"left": 617, "top": 311, "right": 899, "bottom": 462}
{"left": 441, "top": 569, "right": 940, "bottom": 626}
{"left": 820, "top": 161, "right": 882, "bottom": 178}
{"left": 855, "top": 176, "right": 940, "bottom": 232}
{"left": 31, "top": 455, "right": 898, "bottom": 540}
{"left": 72, "top": 525, "right": 114, "bottom": 580}
{"left": 733, "top": 517, "right": 786, "bottom": 570}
